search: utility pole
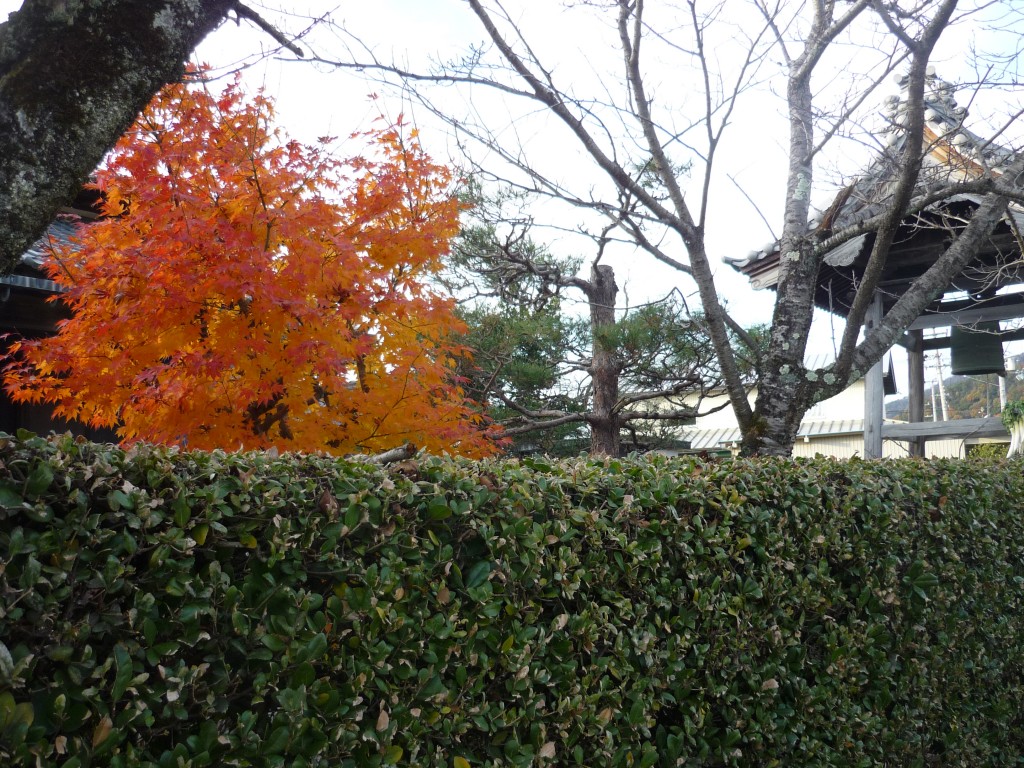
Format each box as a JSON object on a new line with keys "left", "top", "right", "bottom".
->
{"left": 935, "top": 353, "right": 949, "bottom": 421}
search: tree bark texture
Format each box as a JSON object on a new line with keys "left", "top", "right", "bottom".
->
{"left": 585, "top": 264, "right": 621, "bottom": 457}
{"left": 741, "top": 18, "right": 824, "bottom": 458}
{"left": 0, "top": 0, "right": 237, "bottom": 271}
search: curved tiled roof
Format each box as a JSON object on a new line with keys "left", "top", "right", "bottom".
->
{"left": 726, "top": 70, "right": 1024, "bottom": 316}
{"left": 0, "top": 217, "right": 82, "bottom": 295}
{"left": 20, "top": 218, "right": 79, "bottom": 270}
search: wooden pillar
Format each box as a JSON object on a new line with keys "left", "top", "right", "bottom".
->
{"left": 907, "top": 329, "right": 925, "bottom": 457}
{"left": 864, "top": 294, "right": 884, "bottom": 458}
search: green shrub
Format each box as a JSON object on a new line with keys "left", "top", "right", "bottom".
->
{"left": 966, "top": 442, "right": 1009, "bottom": 459}
{"left": 1, "top": 432, "right": 1024, "bottom": 766}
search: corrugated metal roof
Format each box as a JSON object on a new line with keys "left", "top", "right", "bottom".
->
{"left": 682, "top": 418, "right": 870, "bottom": 450}
{"left": 797, "top": 419, "right": 864, "bottom": 438}
{"left": 681, "top": 426, "right": 742, "bottom": 451}
{"left": 804, "top": 352, "right": 839, "bottom": 371}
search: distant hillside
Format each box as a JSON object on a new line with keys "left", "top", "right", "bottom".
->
{"left": 887, "top": 353, "right": 1024, "bottom": 421}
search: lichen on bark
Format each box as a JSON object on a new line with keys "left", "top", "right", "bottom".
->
{"left": 0, "top": 0, "right": 238, "bottom": 272}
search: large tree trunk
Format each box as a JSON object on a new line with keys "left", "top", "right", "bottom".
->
{"left": 586, "top": 264, "right": 621, "bottom": 457}
{"left": 0, "top": 0, "right": 237, "bottom": 271}
{"left": 747, "top": 376, "right": 809, "bottom": 457}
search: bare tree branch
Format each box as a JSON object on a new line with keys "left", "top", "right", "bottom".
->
{"left": 231, "top": 2, "right": 304, "bottom": 57}
{"left": 322, "top": 0, "right": 1024, "bottom": 456}
{"left": 836, "top": 0, "right": 961, "bottom": 380}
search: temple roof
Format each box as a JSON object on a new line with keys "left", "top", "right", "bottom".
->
{"left": 726, "top": 70, "right": 1024, "bottom": 320}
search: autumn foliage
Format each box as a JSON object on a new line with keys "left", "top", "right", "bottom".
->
{"left": 3, "top": 75, "right": 497, "bottom": 456}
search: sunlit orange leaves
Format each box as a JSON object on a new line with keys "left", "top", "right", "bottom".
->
{"left": 3, "top": 74, "right": 498, "bottom": 457}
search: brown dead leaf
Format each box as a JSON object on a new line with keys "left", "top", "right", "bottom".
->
{"left": 318, "top": 490, "right": 338, "bottom": 515}
{"left": 92, "top": 715, "right": 113, "bottom": 748}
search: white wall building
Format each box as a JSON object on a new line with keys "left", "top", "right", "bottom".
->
{"left": 678, "top": 378, "right": 972, "bottom": 459}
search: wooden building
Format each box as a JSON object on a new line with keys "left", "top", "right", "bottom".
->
{"left": 675, "top": 369, "right": 968, "bottom": 460}
{"left": 0, "top": 190, "right": 117, "bottom": 441}
{"left": 728, "top": 72, "right": 1022, "bottom": 457}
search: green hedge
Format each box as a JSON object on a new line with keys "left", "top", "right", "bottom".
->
{"left": 1, "top": 432, "right": 1024, "bottom": 767}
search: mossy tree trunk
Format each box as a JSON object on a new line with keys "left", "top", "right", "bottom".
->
{"left": 0, "top": 0, "right": 238, "bottom": 270}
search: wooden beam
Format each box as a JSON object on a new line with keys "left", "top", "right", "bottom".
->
{"left": 882, "top": 416, "right": 1008, "bottom": 441}
{"left": 909, "top": 295, "right": 1024, "bottom": 330}
{"left": 864, "top": 293, "right": 884, "bottom": 458}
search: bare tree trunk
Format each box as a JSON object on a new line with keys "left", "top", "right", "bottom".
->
{"left": 585, "top": 264, "right": 621, "bottom": 457}
{"left": 747, "top": 377, "right": 807, "bottom": 457}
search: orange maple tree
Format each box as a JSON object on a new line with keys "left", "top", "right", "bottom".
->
{"left": 3, "top": 74, "right": 498, "bottom": 457}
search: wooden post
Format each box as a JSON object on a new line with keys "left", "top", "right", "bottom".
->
{"left": 864, "top": 294, "right": 884, "bottom": 458}
{"left": 907, "top": 329, "right": 925, "bottom": 457}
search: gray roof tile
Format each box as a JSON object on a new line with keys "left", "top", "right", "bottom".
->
{"left": 726, "top": 73, "right": 1017, "bottom": 282}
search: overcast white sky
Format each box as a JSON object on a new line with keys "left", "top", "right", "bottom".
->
{"left": 193, "top": 1, "right": 1024, "bottom": 392}
{"left": 195, "top": 1, "right": 816, "bottom": 335}
{"left": 5, "top": 0, "right": 1023, "bottom": 394}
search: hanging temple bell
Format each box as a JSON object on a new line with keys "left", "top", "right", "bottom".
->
{"left": 950, "top": 321, "right": 1006, "bottom": 377}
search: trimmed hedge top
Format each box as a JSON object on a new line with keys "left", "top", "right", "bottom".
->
{"left": 1, "top": 432, "right": 1024, "bottom": 767}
